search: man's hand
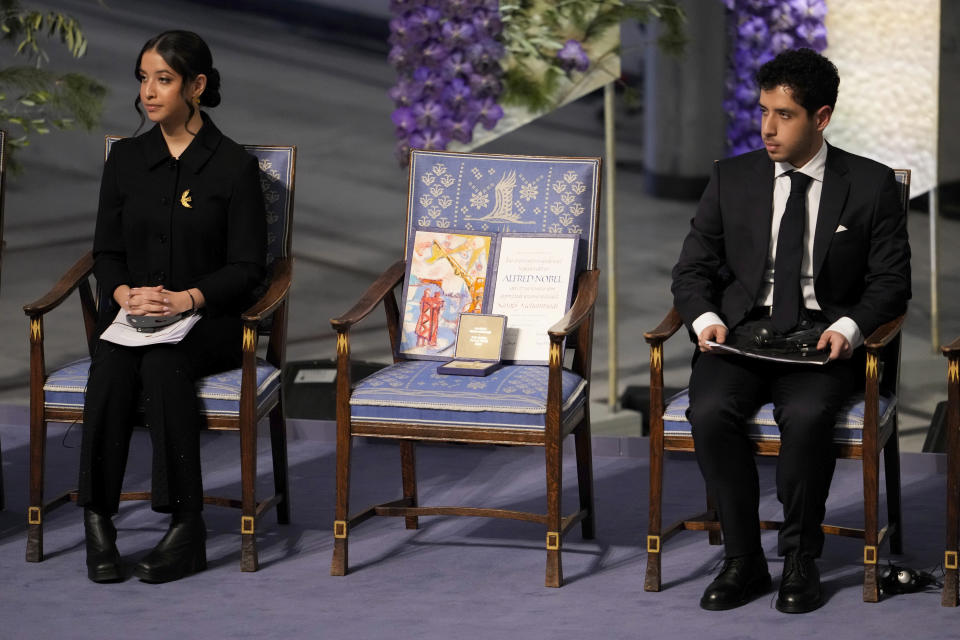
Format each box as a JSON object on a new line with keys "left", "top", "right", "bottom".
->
{"left": 817, "top": 330, "right": 852, "bottom": 360}
{"left": 698, "top": 324, "right": 728, "bottom": 352}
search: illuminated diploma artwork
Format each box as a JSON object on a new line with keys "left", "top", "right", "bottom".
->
{"left": 400, "top": 230, "right": 493, "bottom": 359}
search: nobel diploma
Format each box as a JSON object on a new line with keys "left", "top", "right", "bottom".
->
{"left": 488, "top": 235, "right": 578, "bottom": 363}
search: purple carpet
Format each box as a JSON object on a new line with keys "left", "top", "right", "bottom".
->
{"left": 0, "top": 421, "right": 955, "bottom": 639}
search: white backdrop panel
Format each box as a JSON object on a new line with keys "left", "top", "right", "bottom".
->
{"left": 825, "top": 0, "right": 940, "bottom": 194}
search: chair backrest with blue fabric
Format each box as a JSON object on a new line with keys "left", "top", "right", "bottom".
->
{"left": 400, "top": 150, "right": 601, "bottom": 362}
{"left": 404, "top": 150, "right": 601, "bottom": 273}
{"left": 883, "top": 168, "right": 910, "bottom": 397}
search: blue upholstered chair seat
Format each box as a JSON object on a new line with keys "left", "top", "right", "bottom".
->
{"left": 43, "top": 357, "right": 282, "bottom": 418}
{"left": 349, "top": 360, "right": 587, "bottom": 430}
{"left": 662, "top": 388, "right": 896, "bottom": 445}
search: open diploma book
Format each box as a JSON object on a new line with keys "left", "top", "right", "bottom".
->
{"left": 400, "top": 231, "right": 578, "bottom": 365}
{"left": 100, "top": 309, "right": 201, "bottom": 347}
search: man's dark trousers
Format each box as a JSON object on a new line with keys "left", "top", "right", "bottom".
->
{"left": 687, "top": 348, "right": 861, "bottom": 558}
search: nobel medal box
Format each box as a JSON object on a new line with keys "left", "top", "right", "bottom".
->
{"left": 436, "top": 314, "right": 506, "bottom": 376}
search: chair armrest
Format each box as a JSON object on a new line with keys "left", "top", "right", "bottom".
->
{"left": 330, "top": 259, "right": 406, "bottom": 332}
{"left": 242, "top": 257, "right": 292, "bottom": 323}
{"left": 863, "top": 314, "right": 904, "bottom": 351}
{"left": 644, "top": 307, "right": 684, "bottom": 345}
{"left": 942, "top": 336, "right": 960, "bottom": 356}
{"left": 548, "top": 270, "right": 599, "bottom": 338}
{"left": 22, "top": 251, "right": 94, "bottom": 316}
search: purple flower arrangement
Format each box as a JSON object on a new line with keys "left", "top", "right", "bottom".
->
{"left": 388, "top": 0, "right": 505, "bottom": 166}
{"left": 723, "top": 0, "right": 828, "bottom": 156}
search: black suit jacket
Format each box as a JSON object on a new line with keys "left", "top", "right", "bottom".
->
{"left": 671, "top": 144, "right": 911, "bottom": 339}
{"left": 93, "top": 113, "right": 267, "bottom": 329}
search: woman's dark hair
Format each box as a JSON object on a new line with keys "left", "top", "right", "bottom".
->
{"left": 133, "top": 30, "right": 221, "bottom": 134}
{"left": 755, "top": 47, "right": 839, "bottom": 116}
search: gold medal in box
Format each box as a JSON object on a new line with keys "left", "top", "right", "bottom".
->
{"left": 436, "top": 313, "right": 506, "bottom": 376}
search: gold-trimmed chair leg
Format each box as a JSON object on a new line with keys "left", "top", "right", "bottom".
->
{"left": 545, "top": 532, "right": 562, "bottom": 588}
{"left": 863, "top": 545, "right": 879, "bottom": 603}
{"left": 644, "top": 535, "right": 662, "bottom": 592}
{"left": 26, "top": 506, "right": 43, "bottom": 563}
{"left": 944, "top": 551, "right": 959, "bottom": 607}
{"left": 240, "top": 514, "right": 259, "bottom": 572}
{"left": 332, "top": 520, "right": 348, "bottom": 577}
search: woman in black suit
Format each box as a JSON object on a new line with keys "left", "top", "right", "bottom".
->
{"left": 79, "top": 30, "right": 266, "bottom": 583}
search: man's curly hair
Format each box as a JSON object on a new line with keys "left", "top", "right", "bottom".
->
{"left": 755, "top": 48, "right": 839, "bottom": 115}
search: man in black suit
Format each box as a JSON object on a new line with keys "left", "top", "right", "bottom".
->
{"left": 671, "top": 48, "right": 911, "bottom": 613}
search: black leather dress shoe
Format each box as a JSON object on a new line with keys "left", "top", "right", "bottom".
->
{"left": 133, "top": 512, "right": 207, "bottom": 584}
{"left": 84, "top": 509, "right": 123, "bottom": 583}
{"left": 700, "top": 553, "right": 772, "bottom": 611}
{"left": 776, "top": 552, "right": 823, "bottom": 613}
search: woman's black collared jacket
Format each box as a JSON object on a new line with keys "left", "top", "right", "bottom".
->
{"left": 93, "top": 114, "right": 266, "bottom": 328}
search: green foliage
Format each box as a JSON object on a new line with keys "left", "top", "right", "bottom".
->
{"left": 500, "top": 65, "right": 565, "bottom": 113}
{"left": 500, "top": 0, "right": 686, "bottom": 114}
{"left": 1, "top": 0, "right": 106, "bottom": 172}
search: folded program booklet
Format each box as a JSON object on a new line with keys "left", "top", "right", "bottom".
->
{"left": 100, "top": 309, "right": 201, "bottom": 347}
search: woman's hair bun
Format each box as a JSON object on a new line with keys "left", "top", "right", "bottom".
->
{"left": 201, "top": 67, "right": 221, "bottom": 107}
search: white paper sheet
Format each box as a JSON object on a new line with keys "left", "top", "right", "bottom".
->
{"left": 100, "top": 309, "right": 201, "bottom": 347}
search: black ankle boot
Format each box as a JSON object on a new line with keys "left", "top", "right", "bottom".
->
{"left": 84, "top": 508, "right": 123, "bottom": 583}
{"left": 133, "top": 512, "right": 207, "bottom": 584}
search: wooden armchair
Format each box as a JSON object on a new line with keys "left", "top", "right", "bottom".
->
{"left": 644, "top": 169, "right": 910, "bottom": 603}
{"left": 24, "top": 138, "right": 296, "bottom": 571}
{"left": 942, "top": 335, "right": 960, "bottom": 606}
{"left": 330, "top": 149, "right": 601, "bottom": 587}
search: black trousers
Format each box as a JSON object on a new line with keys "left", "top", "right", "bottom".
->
{"left": 687, "top": 346, "right": 861, "bottom": 559}
{"left": 78, "top": 315, "right": 241, "bottom": 515}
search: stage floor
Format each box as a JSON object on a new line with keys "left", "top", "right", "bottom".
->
{"left": 0, "top": 423, "right": 955, "bottom": 639}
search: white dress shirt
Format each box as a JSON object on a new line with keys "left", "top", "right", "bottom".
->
{"left": 692, "top": 141, "right": 863, "bottom": 348}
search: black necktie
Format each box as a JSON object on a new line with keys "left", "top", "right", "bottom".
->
{"left": 771, "top": 171, "right": 813, "bottom": 333}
